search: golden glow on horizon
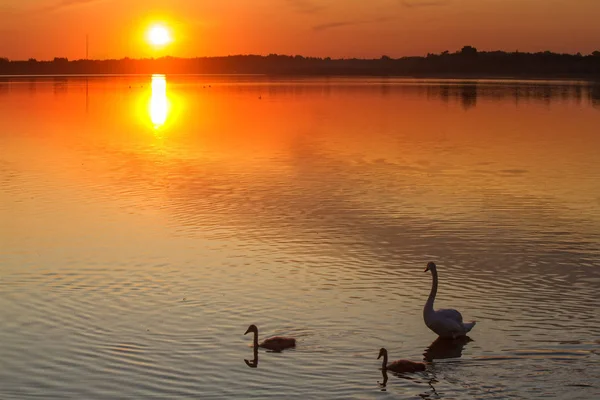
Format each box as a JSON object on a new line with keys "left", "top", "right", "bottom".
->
{"left": 147, "top": 24, "right": 172, "bottom": 47}
{"left": 149, "top": 75, "right": 169, "bottom": 129}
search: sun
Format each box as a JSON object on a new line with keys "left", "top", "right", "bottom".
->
{"left": 147, "top": 24, "right": 172, "bottom": 47}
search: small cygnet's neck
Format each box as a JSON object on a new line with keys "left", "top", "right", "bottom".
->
{"left": 381, "top": 352, "right": 388, "bottom": 369}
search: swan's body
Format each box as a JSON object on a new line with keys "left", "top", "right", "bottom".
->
{"left": 245, "top": 325, "right": 296, "bottom": 352}
{"left": 423, "top": 262, "right": 476, "bottom": 339}
{"left": 378, "top": 348, "right": 426, "bottom": 373}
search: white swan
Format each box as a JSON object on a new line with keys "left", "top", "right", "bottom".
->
{"left": 423, "top": 262, "right": 476, "bottom": 339}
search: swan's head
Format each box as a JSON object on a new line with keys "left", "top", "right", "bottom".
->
{"left": 425, "top": 261, "right": 437, "bottom": 272}
{"left": 377, "top": 348, "right": 388, "bottom": 359}
{"left": 245, "top": 324, "right": 258, "bottom": 335}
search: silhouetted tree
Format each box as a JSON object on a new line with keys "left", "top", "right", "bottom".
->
{"left": 461, "top": 46, "right": 478, "bottom": 56}
{"left": 592, "top": 51, "right": 600, "bottom": 57}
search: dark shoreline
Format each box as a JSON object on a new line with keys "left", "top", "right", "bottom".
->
{"left": 1, "top": 47, "right": 599, "bottom": 80}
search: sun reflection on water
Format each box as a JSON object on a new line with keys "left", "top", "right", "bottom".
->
{"left": 150, "top": 75, "right": 169, "bottom": 129}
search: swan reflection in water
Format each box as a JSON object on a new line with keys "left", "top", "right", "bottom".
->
{"left": 424, "top": 336, "right": 473, "bottom": 362}
{"left": 378, "top": 369, "right": 388, "bottom": 391}
{"left": 244, "top": 345, "right": 259, "bottom": 368}
{"left": 378, "top": 366, "right": 440, "bottom": 397}
{"left": 420, "top": 378, "right": 441, "bottom": 399}
{"left": 406, "top": 337, "right": 472, "bottom": 397}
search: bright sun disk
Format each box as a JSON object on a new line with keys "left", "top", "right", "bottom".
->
{"left": 148, "top": 25, "right": 172, "bottom": 46}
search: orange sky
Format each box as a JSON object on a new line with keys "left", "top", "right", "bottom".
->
{"left": 1, "top": 0, "right": 599, "bottom": 60}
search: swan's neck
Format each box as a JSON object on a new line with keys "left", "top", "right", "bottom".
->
{"left": 253, "top": 331, "right": 259, "bottom": 347}
{"left": 381, "top": 353, "right": 388, "bottom": 369}
{"left": 424, "top": 268, "right": 438, "bottom": 314}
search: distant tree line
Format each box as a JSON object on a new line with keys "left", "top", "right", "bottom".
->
{"left": 1, "top": 47, "right": 600, "bottom": 77}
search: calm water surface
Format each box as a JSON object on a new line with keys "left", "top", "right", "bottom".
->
{"left": 1, "top": 76, "right": 599, "bottom": 399}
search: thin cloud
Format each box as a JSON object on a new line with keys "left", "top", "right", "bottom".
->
{"left": 285, "top": 0, "right": 327, "bottom": 14}
{"left": 41, "top": 0, "right": 105, "bottom": 13}
{"left": 313, "top": 21, "right": 356, "bottom": 31}
{"left": 313, "top": 17, "right": 391, "bottom": 32}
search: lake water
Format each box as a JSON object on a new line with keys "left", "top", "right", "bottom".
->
{"left": 1, "top": 76, "right": 599, "bottom": 399}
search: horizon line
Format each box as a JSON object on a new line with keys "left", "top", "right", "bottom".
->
{"left": 3, "top": 47, "right": 600, "bottom": 63}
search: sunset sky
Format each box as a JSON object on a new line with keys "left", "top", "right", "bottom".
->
{"left": 1, "top": 0, "right": 599, "bottom": 60}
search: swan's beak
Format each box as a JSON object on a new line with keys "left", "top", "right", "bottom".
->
{"left": 424, "top": 266, "right": 429, "bottom": 272}
{"left": 244, "top": 328, "right": 251, "bottom": 335}
{"left": 377, "top": 353, "right": 382, "bottom": 359}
